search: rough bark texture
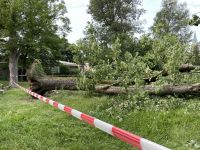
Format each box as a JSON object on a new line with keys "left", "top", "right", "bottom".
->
{"left": 30, "top": 78, "right": 77, "bottom": 95}
{"left": 29, "top": 77, "right": 200, "bottom": 96}
{"left": 95, "top": 84, "right": 200, "bottom": 95}
{"left": 179, "top": 64, "right": 195, "bottom": 72}
{"left": 9, "top": 50, "right": 19, "bottom": 87}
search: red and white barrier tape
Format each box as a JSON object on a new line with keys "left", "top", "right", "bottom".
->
{"left": 15, "top": 83, "right": 170, "bottom": 150}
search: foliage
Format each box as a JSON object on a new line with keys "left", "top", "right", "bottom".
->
{"left": 88, "top": 0, "right": 144, "bottom": 35}
{"left": 76, "top": 37, "right": 153, "bottom": 90}
{"left": 77, "top": 32, "right": 190, "bottom": 91}
{"left": 103, "top": 94, "right": 183, "bottom": 119}
{"left": 58, "top": 65, "right": 80, "bottom": 76}
{"left": 77, "top": 1, "right": 192, "bottom": 90}
{"left": 61, "top": 43, "right": 77, "bottom": 62}
{"left": 144, "top": 34, "right": 188, "bottom": 72}
{"left": 59, "top": 65, "right": 70, "bottom": 75}
{"left": 0, "top": 62, "right": 8, "bottom": 70}
{"left": 87, "top": 0, "right": 144, "bottom": 55}
{"left": 77, "top": 76, "right": 96, "bottom": 92}
{"left": 151, "top": 0, "right": 192, "bottom": 43}
{"left": 135, "top": 34, "right": 154, "bottom": 56}
{"left": 0, "top": 0, "right": 70, "bottom": 83}
{"left": 0, "top": 0, "right": 70, "bottom": 49}
{"left": 26, "top": 59, "right": 46, "bottom": 80}
{"left": 189, "top": 15, "right": 200, "bottom": 26}
{"left": 74, "top": 23, "right": 102, "bottom": 65}
{"left": 190, "top": 44, "right": 200, "bottom": 65}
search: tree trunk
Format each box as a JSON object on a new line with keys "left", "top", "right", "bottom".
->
{"left": 95, "top": 84, "right": 200, "bottom": 95}
{"left": 27, "top": 60, "right": 200, "bottom": 96}
{"left": 30, "top": 78, "right": 77, "bottom": 95}
{"left": 9, "top": 50, "right": 19, "bottom": 87}
{"left": 179, "top": 64, "right": 195, "bottom": 72}
{"left": 28, "top": 77, "right": 200, "bottom": 96}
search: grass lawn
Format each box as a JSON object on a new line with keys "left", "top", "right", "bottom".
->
{"left": 0, "top": 82, "right": 200, "bottom": 150}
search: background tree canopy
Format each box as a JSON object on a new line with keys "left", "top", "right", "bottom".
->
{"left": 151, "top": 0, "right": 192, "bottom": 43}
{"left": 0, "top": 0, "right": 70, "bottom": 86}
{"left": 72, "top": 0, "right": 193, "bottom": 90}
{"left": 87, "top": 0, "right": 145, "bottom": 56}
{"left": 0, "top": 0, "right": 196, "bottom": 88}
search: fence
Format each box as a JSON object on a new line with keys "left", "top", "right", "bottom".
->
{"left": 15, "top": 82, "right": 170, "bottom": 150}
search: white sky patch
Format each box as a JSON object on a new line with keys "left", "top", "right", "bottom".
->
{"left": 180, "top": 0, "right": 200, "bottom": 41}
{"left": 65, "top": 0, "right": 200, "bottom": 43}
{"left": 141, "top": 0, "right": 161, "bottom": 33}
{"left": 65, "top": 0, "right": 91, "bottom": 43}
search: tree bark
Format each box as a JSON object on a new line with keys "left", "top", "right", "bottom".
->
{"left": 95, "top": 84, "right": 200, "bottom": 95}
{"left": 27, "top": 61, "right": 200, "bottom": 96}
{"left": 9, "top": 50, "right": 19, "bottom": 87}
{"left": 30, "top": 78, "right": 77, "bottom": 95}
{"left": 179, "top": 64, "right": 195, "bottom": 72}
{"left": 28, "top": 77, "right": 200, "bottom": 96}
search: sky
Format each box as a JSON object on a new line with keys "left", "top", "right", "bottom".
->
{"left": 65, "top": 0, "right": 200, "bottom": 43}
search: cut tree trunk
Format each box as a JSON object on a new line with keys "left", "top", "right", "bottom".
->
{"left": 29, "top": 78, "right": 200, "bottom": 96}
{"left": 9, "top": 50, "right": 19, "bottom": 87}
{"left": 30, "top": 78, "right": 77, "bottom": 95}
{"left": 95, "top": 84, "right": 200, "bottom": 95}
{"left": 179, "top": 64, "right": 195, "bottom": 72}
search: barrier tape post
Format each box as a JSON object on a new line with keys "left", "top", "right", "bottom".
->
{"left": 14, "top": 83, "right": 170, "bottom": 150}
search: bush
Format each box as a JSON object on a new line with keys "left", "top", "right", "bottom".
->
{"left": 59, "top": 65, "right": 80, "bottom": 76}
{"left": 26, "top": 59, "right": 46, "bottom": 80}
{"left": 59, "top": 65, "right": 70, "bottom": 75}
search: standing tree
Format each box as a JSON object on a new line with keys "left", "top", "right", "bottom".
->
{"left": 151, "top": 0, "right": 192, "bottom": 43}
{"left": 0, "top": 0, "right": 70, "bottom": 87}
{"left": 88, "top": 0, "right": 144, "bottom": 34}
{"left": 191, "top": 44, "right": 200, "bottom": 65}
{"left": 88, "top": 0, "right": 144, "bottom": 54}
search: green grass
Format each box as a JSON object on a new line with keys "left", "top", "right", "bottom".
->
{"left": 0, "top": 82, "right": 200, "bottom": 150}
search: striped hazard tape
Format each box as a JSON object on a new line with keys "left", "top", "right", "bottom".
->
{"left": 15, "top": 83, "right": 170, "bottom": 150}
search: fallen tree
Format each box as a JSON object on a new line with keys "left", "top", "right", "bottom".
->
{"left": 29, "top": 77, "right": 200, "bottom": 96}
{"left": 94, "top": 64, "right": 197, "bottom": 85}
{"left": 95, "top": 84, "right": 200, "bottom": 95}
{"left": 26, "top": 60, "right": 200, "bottom": 96}
{"left": 30, "top": 78, "right": 77, "bottom": 95}
{"left": 178, "top": 64, "right": 196, "bottom": 72}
